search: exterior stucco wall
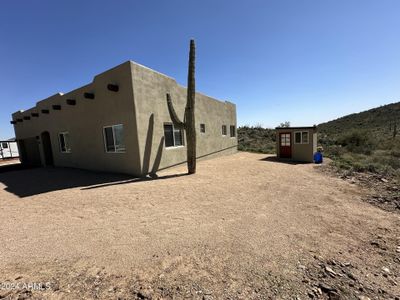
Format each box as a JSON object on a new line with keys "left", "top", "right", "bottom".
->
{"left": 276, "top": 128, "right": 317, "bottom": 162}
{"left": 11, "top": 61, "right": 237, "bottom": 176}
{"left": 12, "top": 61, "right": 141, "bottom": 174}
{"left": 131, "top": 62, "right": 237, "bottom": 175}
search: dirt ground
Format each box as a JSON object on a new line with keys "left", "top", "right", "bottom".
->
{"left": 0, "top": 152, "right": 399, "bottom": 299}
{"left": 0, "top": 158, "right": 20, "bottom": 166}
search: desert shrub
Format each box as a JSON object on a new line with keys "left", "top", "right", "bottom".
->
{"left": 337, "top": 130, "right": 376, "bottom": 155}
{"left": 237, "top": 126, "right": 276, "bottom": 154}
{"left": 325, "top": 145, "right": 345, "bottom": 158}
{"left": 391, "top": 149, "right": 400, "bottom": 158}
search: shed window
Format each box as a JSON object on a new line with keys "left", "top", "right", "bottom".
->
{"left": 59, "top": 132, "right": 71, "bottom": 153}
{"left": 222, "top": 125, "right": 227, "bottom": 136}
{"left": 103, "top": 124, "right": 125, "bottom": 152}
{"left": 200, "top": 123, "right": 205, "bottom": 133}
{"left": 164, "top": 123, "right": 184, "bottom": 147}
{"left": 2, "top": 142, "right": 8, "bottom": 149}
{"left": 294, "top": 131, "right": 309, "bottom": 144}
{"left": 230, "top": 125, "right": 236, "bottom": 137}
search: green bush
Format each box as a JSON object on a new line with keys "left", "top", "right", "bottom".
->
{"left": 337, "top": 130, "right": 375, "bottom": 155}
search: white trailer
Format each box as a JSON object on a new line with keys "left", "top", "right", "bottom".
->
{"left": 0, "top": 141, "right": 19, "bottom": 159}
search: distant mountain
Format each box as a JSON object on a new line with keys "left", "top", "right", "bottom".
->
{"left": 318, "top": 102, "right": 400, "bottom": 139}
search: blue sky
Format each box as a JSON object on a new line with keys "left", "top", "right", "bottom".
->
{"left": 1, "top": 1, "right": 400, "bottom": 139}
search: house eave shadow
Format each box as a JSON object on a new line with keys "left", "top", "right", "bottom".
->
{"left": 0, "top": 166, "right": 188, "bottom": 198}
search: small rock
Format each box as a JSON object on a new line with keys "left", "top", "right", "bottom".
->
{"left": 327, "top": 259, "right": 337, "bottom": 266}
{"left": 136, "top": 288, "right": 153, "bottom": 299}
{"left": 319, "top": 283, "right": 335, "bottom": 293}
{"left": 347, "top": 272, "right": 357, "bottom": 281}
{"left": 298, "top": 264, "right": 306, "bottom": 270}
{"left": 387, "top": 277, "right": 398, "bottom": 286}
{"left": 380, "top": 178, "right": 388, "bottom": 183}
{"left": 396, "top": 246, "right": 400, "bottom": 253}
{"left": 15, "top": 276, "right": 23, "bottom": 280}
{"left": 382, "top": 267, "right": 390, "bottom": 274}
{"left": 358, "top": 296, "right": 371, "bottom": 300}
{"left": 325, "top": 266, "right": 337, "bottom": 277}
{"left": 311, "top": 287, "right": 322, "bottom": 296}
{"left": 370, "top": 240, "right": 380, "bottom": 247}
{"left": 328, "top": 291, "right": 340, "bottom": 300}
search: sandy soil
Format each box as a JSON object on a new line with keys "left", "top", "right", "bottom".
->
{"left": 0, "top": 152, "right": 399, "bottom": 299}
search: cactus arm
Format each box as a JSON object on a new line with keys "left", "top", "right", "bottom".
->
{"left": 166, "top": 93, "right": 186, "bottom": 129}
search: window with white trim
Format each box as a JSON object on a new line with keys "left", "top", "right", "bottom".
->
{"left": 2, "top": 142, "right": 8, "bottom": 149}
{"left": 103, "top": 124, "right": 125, "bottom": 152}
{"left": 222, "top": 125, "right": 227, "bottom": 136}
{"left": 164, "top": 123, "right": 184, "bottom": 147}
{"left": 59, "top": 132, "right": 71, "bottom": 153}
{"left": 294, "top": 131, "right": 309, "bottom": 144}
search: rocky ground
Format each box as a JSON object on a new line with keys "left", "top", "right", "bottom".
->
{"left": 320, "top": 163, "right": 400, "bottom": 213}
{"left": 0, "top": 153, "right": 399, "bottom": 299}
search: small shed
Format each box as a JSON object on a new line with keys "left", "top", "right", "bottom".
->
{"left": 275, "top": 126, "right": 317, "bottom": 162}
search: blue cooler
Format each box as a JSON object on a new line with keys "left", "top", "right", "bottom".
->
{"left": 314, "top": 152, "right": 323, "bottom": 164}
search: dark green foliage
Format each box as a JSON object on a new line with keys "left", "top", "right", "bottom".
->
{"left": 238, "top": 126, "right": 276, "bottom": 154}
{"left": 278, "top": 121, "right": 290, "bottom": 128}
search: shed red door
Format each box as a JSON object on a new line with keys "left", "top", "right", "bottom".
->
{"left": 279, "top": 133, "right": 291, "bottom": 158}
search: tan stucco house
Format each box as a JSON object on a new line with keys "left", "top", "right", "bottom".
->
{"left": 11, "top": 61, "right": 237, "bottom": 176}
{"left": 275, "top": 126, "right": 317, "bottom": 162}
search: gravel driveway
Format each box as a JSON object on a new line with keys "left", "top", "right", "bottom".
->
{"left": 0, "top": 152, "right": 399, "bottom": 299}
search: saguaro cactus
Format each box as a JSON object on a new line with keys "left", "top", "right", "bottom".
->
{"left": 166, "top": 39, "right": 197, "bottom": 174}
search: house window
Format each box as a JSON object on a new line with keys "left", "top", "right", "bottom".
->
{"left": 222, "top": 125, "right": 227, "bottom": 136}
{"left": 59, "top": 132, "right": 71, "bottom": 153}
{"left": 164, "top": 123, "right": 184, "bottom": 147}
{"left": 2, "top": 142, "right": 8, "bottom": 148}
{"left": 103, "top": 124, "right": 125, "bottom": 152}
{"left": 294, "top": 131, "right": 309, "bottom": 144}
{"left": 230, "top": 125, "right": 236, "bottom": 137}
{"left": 200, "top": 123, "right": 205, "bottom": 133}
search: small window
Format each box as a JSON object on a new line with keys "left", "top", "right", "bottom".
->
{"left": 164, "top": 123, "right": 184, "bottom": 148}
{"left": 103, "top": 124, "right": 125, "bottom": 153}
{"left": 295, "top": 132, "right": 301, "bottom": 144}
{"left": 294, "top": 131, "right": 309, "bottom": 144}
{"left": 280, "top": 133, "right": 291, "bottom": 146}
{"left": 59, "top": 132, "right": 71, "bottom": 153}
{"left": 2, "top": 142, "right": 8, "bottom": 149}
{"left": 230, "top": 125, "right": 236, "bottom": 137}
{"left": 222, "top": 125, "right": 227, "bottom": 136}
{"left": 302, "top": 132, "right": 309, "bottom": 144}
{"left": 200, "top": 123, "right": 205, "bottom": 133}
